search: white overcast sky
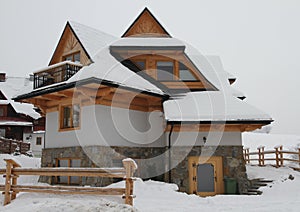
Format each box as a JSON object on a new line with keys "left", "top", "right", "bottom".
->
{"left": 1, "top": 0, "right": 299, "bottom": 135}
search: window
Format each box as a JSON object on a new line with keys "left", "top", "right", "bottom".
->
{"left": 60, "top": 104, "right": 80, "bottom": 130}
{"left": 63, "top": 52, "right": 80, "bottom": 63}
{"left": 0, "top": 107, "right": 4, "bottom": 116}
{"left": 0, "top": 128, "right": 5, "bottom": 137}
{"left": 134, "top": 61, "right": 146, "bottom": 70}
{"left": 179, "top": 62, "right": 197, "bottom": 81}
{"left": 56, "top": 158, "right": 81, "bottom": 184}
{"left": 36, "top": 137, "right": 42, "bottom": 145}
{"left": 156, "top": 61, "right": 174, "bottom": 81}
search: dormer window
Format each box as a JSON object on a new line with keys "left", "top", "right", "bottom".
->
{"left": 156, "top": 61, "right": 174, "bottom": 81}
{"left": 179, "top": 62, "right": 197, "bottom": 81}
{"left": 63, "top": 52, "right": 80, "bottom": 63}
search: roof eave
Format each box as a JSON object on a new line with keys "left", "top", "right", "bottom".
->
{"left": 13, "top": 77, "right": 167, "bottom": 101}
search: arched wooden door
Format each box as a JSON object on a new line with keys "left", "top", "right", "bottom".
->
{"left": 188, "top": 156, "right": 224, "bottom": 196}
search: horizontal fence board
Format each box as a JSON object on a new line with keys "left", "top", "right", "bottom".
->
{"left": 12, "top": 168, "right": 126, "bottom": 178}
{"left": 11, "top": 188, "right": 125, "bottom": 196}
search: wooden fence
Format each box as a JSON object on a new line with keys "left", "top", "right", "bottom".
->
{"left": 0, "top": 138, "right": 30, "bottom": 154}
{"left": 0, "top": 158, "right": 137, "bottom": 206}
{"left": 243, "top": 145, "right": 300, "bottom": 170}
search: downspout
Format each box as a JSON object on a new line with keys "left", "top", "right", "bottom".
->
{"left": 168, "top": 122, "right": 174, "bottom": 183}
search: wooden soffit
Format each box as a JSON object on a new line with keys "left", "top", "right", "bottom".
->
{"left": 21, "top": 83, "right": 163, "bottom": 114}
{"left": 165, "top": 123, "right": 265, "bottom": 132}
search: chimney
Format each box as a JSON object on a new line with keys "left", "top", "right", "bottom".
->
{"left": 0, "top": 73, "right": 6, "bottom": 82}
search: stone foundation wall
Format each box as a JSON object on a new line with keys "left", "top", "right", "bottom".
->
{"left": 41, "top": 145, "right": 249, "bottom": 193}
{"left": 170, "top": 146, "right": 249, "bottom": 194}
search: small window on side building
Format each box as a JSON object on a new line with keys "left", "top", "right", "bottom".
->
{"left": 36, "top": 137, "right": 42, "bottom": 145}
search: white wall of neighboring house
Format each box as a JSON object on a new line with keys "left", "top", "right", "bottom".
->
{"left": 46, "top": 105, "right": 165, "bottom": 148}
{"left": 23, "top": 131, "right": 45, "bottom": 157}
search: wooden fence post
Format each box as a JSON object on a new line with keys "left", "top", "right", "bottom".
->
{"left": 261, "top": 146, "right": 265, "bottom": 166}
{"left": 257, "top": 147, "right": 262, "bottom": 166}
{"left": 279, "top": 146, "right": 283, "bottom": 167}
{"left": 246, "top": 148, "right": 250, "bottom": 163}
{"left": 298, "top": 148, "right": 300, "bottom": 167}
{"left": 275, "top": 146, "right": 280, "bottom": 168}
{"left": 122, "top": 158, "right": 137, "bottom": 206}
{"left": 3, "top": 159, "right": 21, "bottom": 205}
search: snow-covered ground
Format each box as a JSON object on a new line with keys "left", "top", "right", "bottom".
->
{"left": 0, "top": 132, "right": 299, "bottom": 211}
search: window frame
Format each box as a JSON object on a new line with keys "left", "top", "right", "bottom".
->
{"left": 59, "top": 103, "right": 81, "bottom": 131}
{"left": 130, "top": 55, "right": 199, "bottom": 82}
{"left": 36, "top": 137, "right": 42, "bottom": 145}
{"left": 62, "top": 51, "right": 81, "bottom": 63}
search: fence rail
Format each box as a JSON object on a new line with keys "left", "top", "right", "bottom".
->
{"left": 0, "top": 158, "right": 137, "bottom": 206}
{"left": 0, "top": 138, "right": 30, "bottom": 154}
{"left": 243, "top": 145, "right": 300, "bottom": 170}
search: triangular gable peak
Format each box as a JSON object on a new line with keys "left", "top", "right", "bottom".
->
{"left": 49, "top": 22, "right": 92, "bottom": 66}
{"left": 0, "top": 90, "right": 7, "bottom": 100}
{"left": 122, "top": 8, "right": 171, "bottom": 38}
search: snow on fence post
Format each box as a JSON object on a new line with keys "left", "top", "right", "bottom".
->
{"left": 3, "top": 159, "right": 21, "bottom": 205}
{"left": 122, "top": 158, "right": 137, "bottom": 206}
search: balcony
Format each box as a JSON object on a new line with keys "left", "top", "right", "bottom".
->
{"left": 33, "top": 61, "right": 83, "bottom": 89}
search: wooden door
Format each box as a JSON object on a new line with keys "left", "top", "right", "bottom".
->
{"left": 188, "top": 156, "right": 224, "bottom": 196}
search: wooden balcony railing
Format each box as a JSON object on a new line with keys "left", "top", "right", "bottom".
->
{"left": 33, "top": 61, "right": 83, "bottom": 89}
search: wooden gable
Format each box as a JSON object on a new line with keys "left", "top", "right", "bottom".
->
{"left": 49, "top": 22, "right": 91, "bottom": 66}
{"left": 122, "top": 8, "right": 170, "bottom": 37}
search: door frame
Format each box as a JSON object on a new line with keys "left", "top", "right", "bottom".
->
{"left": 188, "top": 156, "right": 224, "bottom": 196}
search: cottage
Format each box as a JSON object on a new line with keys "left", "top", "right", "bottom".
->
{"left": 14, "top": 8, "right": 272, "bottom": 195}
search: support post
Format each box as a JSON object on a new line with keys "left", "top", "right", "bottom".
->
{"left": 279, "top": 146, "right": 283, "bottom": 167}
{"left": 122, "top": 159, "right": 137, "bottom": 206}
{"left": 3, "top": 161, "right": 12, "bottom": 205}
{"left": 258, "top": 147, "right": 262, "bottom": 166}
{"left": 275, "top": 146, "right": 279, "bottom": 168}
{"left": 3, "top": 159, "right": 21, "bottom": 205}
{"left": 246, "top": 148, "right": 250, "bottom": 163}
{"left": 298, "top": 148, "right": 300, "bottom": 167}
{"left": 261, "top": 146, "right": 265, "bottom": 166}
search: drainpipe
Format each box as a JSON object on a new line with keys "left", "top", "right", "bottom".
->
{"left": 168, "top": 122, "right": 174, "bottom": 183}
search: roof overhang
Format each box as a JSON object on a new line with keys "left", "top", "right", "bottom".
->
{"left": 13, "top": 77, "right": 167, "bottom": 102}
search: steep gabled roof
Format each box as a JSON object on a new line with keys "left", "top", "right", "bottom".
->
{"left": 68, "top": 21, "right": 116, "bottom": 58}
{"left": 122, "top": 8, "right": 171, "bottom": 37}
{"left": 0, "top": 77, "right": 40, "bottom": 119}
{"left": 49, "top": 21, "right": 116, "bottom": 65}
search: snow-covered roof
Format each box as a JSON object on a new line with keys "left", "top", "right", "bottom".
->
{"left": 111, "top": 37, "right": 185, "bottom": 48}
{"left": 69, "top": 21, "right": 116, "bottom": 59}
{"left": 67, "top": 46, "right": 164, "bottom": 95}
{"left": 205, "top": 55, "right": 245, "bottom": 98}
{"left": 0, "top": 121, "right": 32, "bottom": 126}
{"left": 205, "top": 56, "right": 236, "bottom": 81}
{"left": 163, "top": 91, "right": 271, "bottom": 122}
{"left": 0, "top": 77, "right": 40, "bottom": 119}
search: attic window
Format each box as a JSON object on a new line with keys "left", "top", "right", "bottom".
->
{"left": 60, "top": 104, "right": 80, "bottom": 130}
{"left": 63, "top": 52, "right": 80, "bottom": 63}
